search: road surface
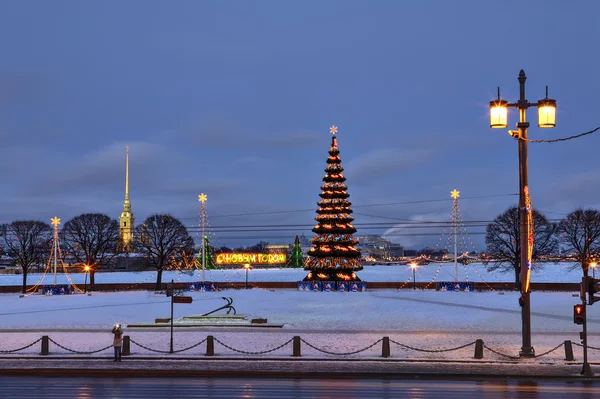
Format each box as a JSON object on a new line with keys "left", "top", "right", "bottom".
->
{"left": 1, "top": 377, "right": 600, "bottom": 398}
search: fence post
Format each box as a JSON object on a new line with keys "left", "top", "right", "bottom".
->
{"left": 564, "top": 340, "right": 574, "bottom": 361}
{"left": 41, "top": 335, "right": 49, "bottom": 356}
{"left": 292, "top": 336, "right": 301, "bottom": 357}
{"left": 382, "top": 337, "right": 390, "bottom": 358}
{"left": 474, "top": 339, "right": 484, "bottom": 359}
{"left": 122, "top": 336, "right": 131, "bottom": 356}
{"left": 206, "top": 335, "right": 214, "bottom": 356}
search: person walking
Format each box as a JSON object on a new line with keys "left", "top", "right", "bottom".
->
{"left": 112, "top": 324, "right": 123, "bottom": 362}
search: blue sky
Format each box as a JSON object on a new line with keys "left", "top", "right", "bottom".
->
{"left": 1, "top": 0, "right": 599, "bottom": 250}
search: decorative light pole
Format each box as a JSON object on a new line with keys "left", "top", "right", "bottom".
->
{"left": 84, "top": 265, "right": 90, "bottom": 293}
{"left": 50, "top": 217, "right": 61, "bottom": 285}
{"left": 450, "top": 189, "right": 460, "bottom": 282}
{"left": 489, "top": 70, "right": 557, "bottom": 358}
{"left": 591, "top": 262, "right": 597, "bottom": 279}
{"left": 198, "top": 193, "right": 208, "bottom": 283}
{"left": 244, "top": 263, "right": 251, "bottom": 289}
{"left": 410, "top": 263, "right": 417, "bottom": 290}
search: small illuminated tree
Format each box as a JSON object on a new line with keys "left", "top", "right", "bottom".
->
{"left": 287, "top": 235, "right": 305, "bottom": 268}
{"left": 304, "top": 126, "right": 362, "bottom": 281}
{"left": 197, "top": 236, "right": 217, "bottom": 270}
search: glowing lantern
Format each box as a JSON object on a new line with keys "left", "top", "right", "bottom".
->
{"left": 537, "top": 87, "right": 556, "bottom": 128}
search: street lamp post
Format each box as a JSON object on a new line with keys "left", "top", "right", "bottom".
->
{"left": 411, "top": 263, "right": 417, "bottom": 290}
{"left": 591, "top": 263, "right": 597, "bottom": 279}
{"left": 244, "top": 264, "right": 251, "bottom": 289}
{"left": 84, "top": 265, "right": 90, "bottom": 294}
{"left": 489, "top": 70, "right": 556, "bottom": 358}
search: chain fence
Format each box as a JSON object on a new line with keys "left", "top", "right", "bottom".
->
{"left": 214, "top": 337, "right": 293, "bottom": 355}
{"left": 482, "top": 344, "right": 521, "bottom": 360}
{"left": 47, "top": 338, "right": 113, "bottom": 355}
{"left": 390, "top": 339, "right": 476, "bottom": 354}
{"left": 572, "top": 342, "right": 600, "bottom": 351}
{"left": 534, "top": 342, "right": 565, "bottom": 359}
{"left": 0, "top": 338, "right": 43, "bottom": 354}
{"left": 0, "top": 334, "right": 583, "bottom": 362}
{"left": 129, "top": 337, "right": 208, "bottom": 354}
{"left": 299, "top": 338, "right": 383, "bottom": 356}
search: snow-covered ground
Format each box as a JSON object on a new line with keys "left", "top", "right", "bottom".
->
{"left": 0, "top": 263, "right": 594, "bottom": 363}
{"left": 0, "top": 262, "right": 586, "bottom": 286}
{"left": 0, "top": 287, "right": 598, "bottom": 362}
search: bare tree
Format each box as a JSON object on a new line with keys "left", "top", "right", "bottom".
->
{"left": 135, "top": 214, "right": 194, "bottom": 290}
{"left": 61, "top": 213, "right": 120, "bottom": 289}
{"left": 558, "top": 208, "right": 600, "bottom": 278}
{"left": 485, "top": 206, "right": 558, "bottom": 288}
{"left": 1, "top": 221, "right": 52, "bottom": 293}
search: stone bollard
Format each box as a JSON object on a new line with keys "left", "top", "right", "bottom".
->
{"left": 292, "top": 336, "right": 301, "bottom": 357}
{"left": 474, "top": 339, "right": 484, "bottom": 359}
{"left": 122, "top": 336, "right": 131, "bottom": 356}
{"left": 206, "top": 335, "right": 214, "bottom": 356}
{"left": 41, "top": 335, "right": 49, "bottom": 356}
{"left": 382, "top": 337, "right": 391, "bottom": 358}
{"left": 564, "top": 340, "right": 575, "bottom": 361}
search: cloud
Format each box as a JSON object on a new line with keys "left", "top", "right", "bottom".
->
{"left": 345, "top": 148, "right": 432, "bottom": 186}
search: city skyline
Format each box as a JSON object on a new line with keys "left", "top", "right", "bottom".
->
{"left": 1, "top": 1, "right": 599, "bottom": 250}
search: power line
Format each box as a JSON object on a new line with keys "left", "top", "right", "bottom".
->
{"left": 177, "top": 193, "right": 518, "bottom": 220}
{"left": 529, "top": 126, "right": 600, "bottom": 143}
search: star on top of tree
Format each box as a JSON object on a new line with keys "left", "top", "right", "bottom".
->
{"left": 51, "top": 216, "right": 61, "bottom": 226}
{"left": 450, "top": 189, "right": 460, "bottom": 199}
{"left": 329, "top": 125, "right": 338, "bottom": 135}
{"left": 198, "top": 193, "right": 207, "bottom": 204}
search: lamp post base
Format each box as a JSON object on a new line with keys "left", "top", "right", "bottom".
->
{"left": 519, "top": 347, "right": 535, "bottom": 358}
{"left": 582, "top": 362, "right": 594, "bottom": 377}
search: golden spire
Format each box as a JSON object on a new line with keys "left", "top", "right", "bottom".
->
{"left": 125, "top": 146, "right": 130, "bottom": 201}
{"left": 120, "top": 146, "right": 134, "bottom": 250}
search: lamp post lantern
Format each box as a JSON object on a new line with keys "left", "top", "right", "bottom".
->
{"left": 410, "top": 263, "right": 417, "bottom": 290}
{"left": 591, "top": 263, "right": 597, "bottom": 279}
{"left": 489, "top": 69, "right": 556, "bottom": 358}
{"left": 244, "top": 264, "right": 251, "bottom": 289}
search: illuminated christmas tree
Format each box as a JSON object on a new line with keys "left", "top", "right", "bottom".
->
{"left": 197, "top": 236, "right": 217, "bottom": 270}
{"left": 304, "top": 125, "right": 362, "bottom": 281}
{"left": 287, "top": 235, "right": 305, "bottom": 268}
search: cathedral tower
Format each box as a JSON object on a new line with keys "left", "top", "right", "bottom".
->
{"left": 119, "top": 146, "right": 134, "bottom": 250}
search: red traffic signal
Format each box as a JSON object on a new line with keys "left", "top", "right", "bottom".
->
{"left": 574, "top": 304, "right": 585, "bottom": 325}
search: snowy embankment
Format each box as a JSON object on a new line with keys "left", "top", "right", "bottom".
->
{"left": 0, "top": 288, "right": 598, "bottom": 363}
{"left": 0, "top": 262, "right": 586, "bottom": 286}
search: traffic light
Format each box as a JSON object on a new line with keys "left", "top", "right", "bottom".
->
{"left": 588, "top": 277, "right": 600, "bottom": 305}
{"left": 574, "top": 304, "right": 585, "bottom": 325}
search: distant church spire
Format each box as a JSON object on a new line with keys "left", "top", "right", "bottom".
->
{"left": 120, "top": 146, "right": 134, "bottom": 250}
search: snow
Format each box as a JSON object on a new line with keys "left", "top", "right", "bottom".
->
{"left": 0, "top": 286, "right": 597, "bottom": 363}
{"left": 0, "top": 262, "right": 586, "bottom": 287}
{"left": 0, "top": 264, "right": 594, "bottom": 364}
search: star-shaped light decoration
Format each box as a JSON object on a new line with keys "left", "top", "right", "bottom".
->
{"left": 450, "top": 189, "right": 460, "bottom": 200}
{"left": 51, "top": 217, "right": 61, "bottom": 226}
{"left": 329, "top": 125, "right": 338, "bottom": 135}
{"left": 198, "top": 193, "right": 207, "bottom": 204}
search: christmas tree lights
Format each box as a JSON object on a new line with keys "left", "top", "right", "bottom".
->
{"left": 304, "top": 126, "right": 362, "bottom": 281}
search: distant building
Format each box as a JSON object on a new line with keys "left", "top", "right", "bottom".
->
{"left": 356, "top": 234, "right": 404, "bottom": 260}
